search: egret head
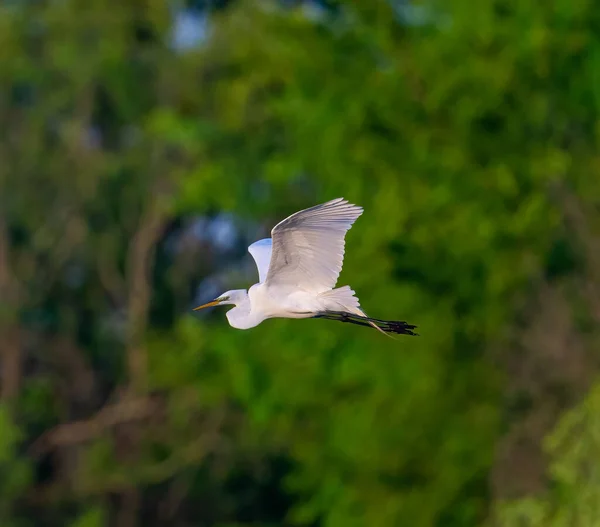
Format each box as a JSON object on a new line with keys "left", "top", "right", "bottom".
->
{"left": 193, "top": 289, "right": 247, "bottom": 310}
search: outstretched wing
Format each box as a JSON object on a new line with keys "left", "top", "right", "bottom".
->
{"left": 248, "top": 238, "right": 272, "bottom": 283}
{"left": 265, "top": 198, "right": 363, "bottom": 293}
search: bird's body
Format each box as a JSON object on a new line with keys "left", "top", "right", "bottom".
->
{"left": 225, "top": 286, "right": 314, "bottom": 330}
{"left": 225, "top": 283, "right": 358, "bottom": 330}
{"left": 194, "top": 198, "right": 417, "bottom": 336}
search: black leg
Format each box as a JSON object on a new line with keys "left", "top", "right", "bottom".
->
{"left": 314, "top": 311, "right": 418, "bottom": 336}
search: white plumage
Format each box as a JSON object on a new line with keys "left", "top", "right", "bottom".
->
{"left": 194, "top": 198, "right": 417, "bottom": 336}
{"left": 247, "top": 238, "right": 272, "bottom": 283}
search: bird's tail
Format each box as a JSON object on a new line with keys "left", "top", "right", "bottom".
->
{"left": 318, "top": 286, "right": 362, "bottom": 312}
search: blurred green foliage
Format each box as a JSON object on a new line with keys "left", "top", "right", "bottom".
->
{"left": 494, "top": 381, "right": 600, "bottom": 527}
{"left": 0, "top": 0, "right": 598, "bottom": 526}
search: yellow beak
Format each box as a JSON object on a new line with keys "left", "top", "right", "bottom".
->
{"left": 193, "top": 299, "right": 222, "bottom": 311}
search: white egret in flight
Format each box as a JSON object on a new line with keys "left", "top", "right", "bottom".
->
{"left": 194, "top": 198, "right": 417, "bottom": 336}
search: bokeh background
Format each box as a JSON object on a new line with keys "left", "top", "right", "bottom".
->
{"left": 1, "top": 0, "right": 600, "bottom": 526}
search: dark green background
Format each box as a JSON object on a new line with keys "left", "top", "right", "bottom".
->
{"left": 0, "top": 1, "right": 599, "bottom": 525}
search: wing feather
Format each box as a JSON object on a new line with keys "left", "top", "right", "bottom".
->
{"left": 248, "top": 238, "right": 272, "bottom": 283}
{"left": 264, "top": 198, "right": 363, "bottom": 292}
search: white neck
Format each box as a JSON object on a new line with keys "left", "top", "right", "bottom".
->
{"left": 225, "top": 298, "right": 264, "bottom": 330}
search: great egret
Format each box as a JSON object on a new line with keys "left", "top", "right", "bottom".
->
{"left": 194, "top": 198, "right": 417, "bottom": 336}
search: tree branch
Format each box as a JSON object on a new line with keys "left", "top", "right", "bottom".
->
{"left": 550, "top": 180, "right": 600, "bottom": 324}
{"left": 126, "top": 193, "right": 168, "bottom": 394}
{"left": 0, "top": 216, "right": 21, "bottom": 401}
{"left": 29, "top": 396, "right": 160, "bottom": 457}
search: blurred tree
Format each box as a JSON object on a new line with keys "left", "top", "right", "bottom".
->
{"left": 493, "top": 380, "right": 600, "bottom": 527}
{"left": 0, "top": 0, "right": 598, "bottom": 526}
